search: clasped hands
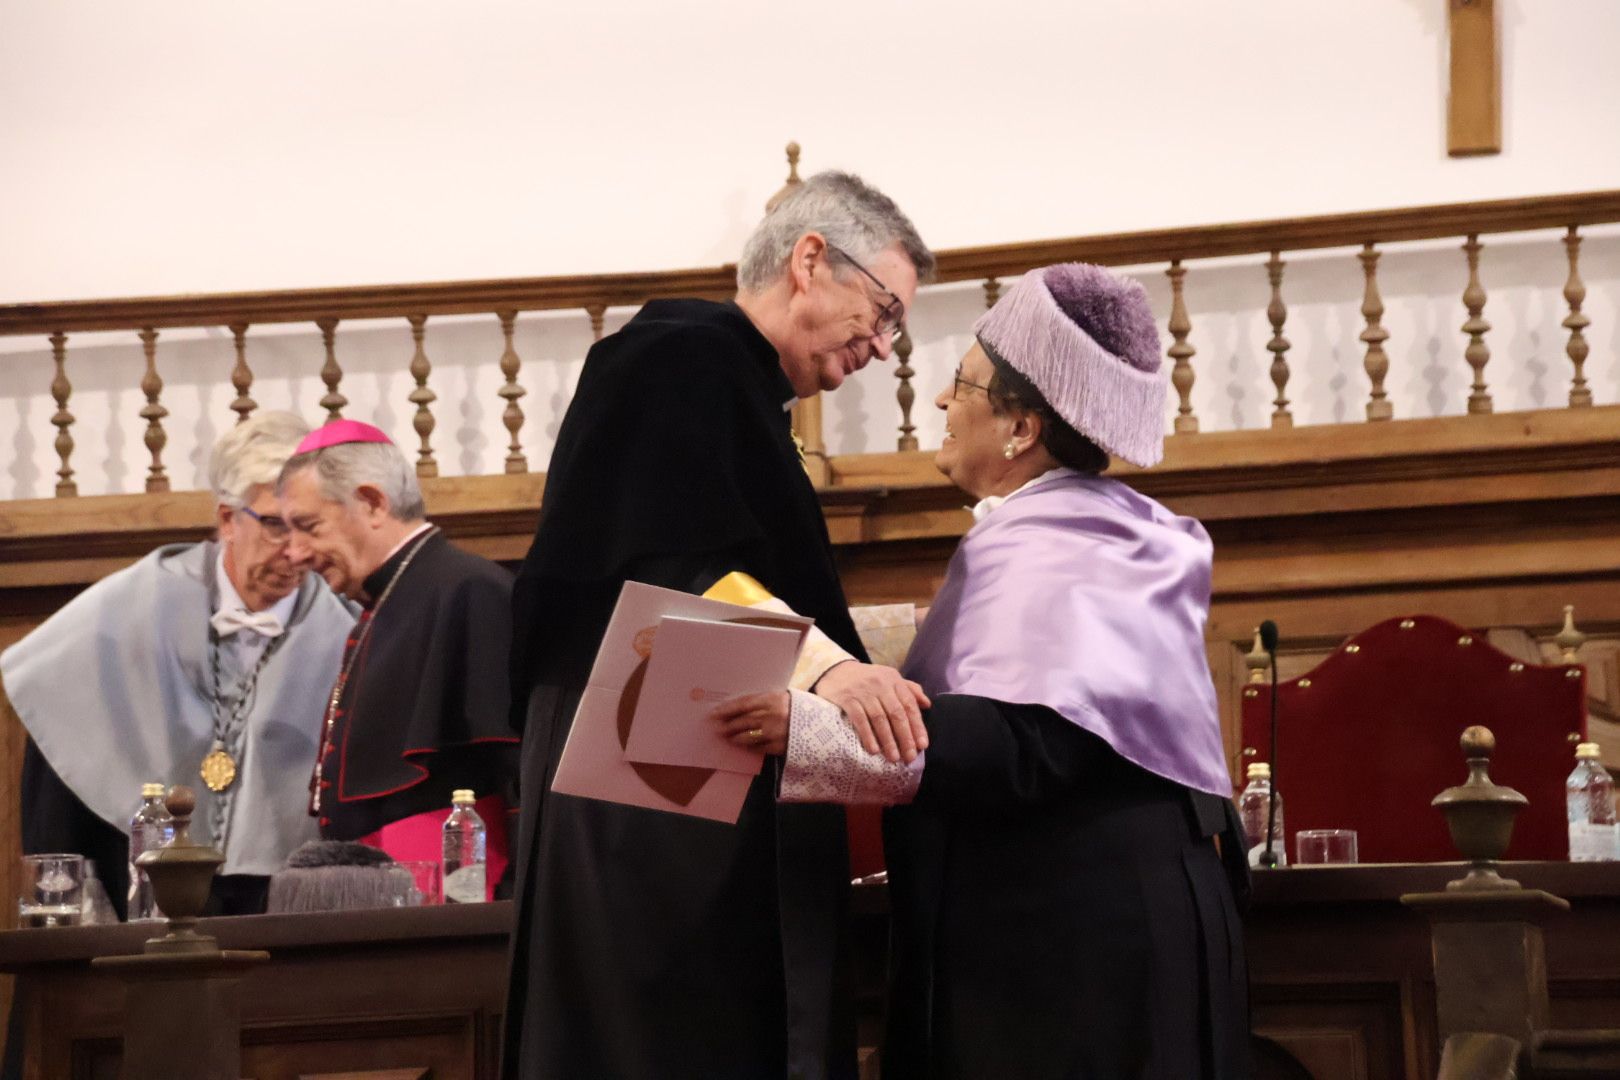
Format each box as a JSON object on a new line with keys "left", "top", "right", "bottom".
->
{"left": 711, "top": 659, "right": 930, "bottom": 762}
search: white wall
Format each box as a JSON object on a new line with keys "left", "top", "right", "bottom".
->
{"left": 2, "top": 1, "right": 1618, "bottom": 498}
{"left": 3, "top": 0, "right": 1617, "bottom": 299}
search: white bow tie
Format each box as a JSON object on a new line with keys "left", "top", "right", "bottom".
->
{"left": 211, "top": 607, "right": 286, "bottom": 640}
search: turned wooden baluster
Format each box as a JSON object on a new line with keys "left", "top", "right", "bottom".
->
{"left": 1265, "top": 251, "right": 1292, "bottom": 428}
{"left": 895, "top": 329, "right": 918, "bottom": 451}
{"left": 1166, "top": 260, "right": 1198, "bottom": 434}
{"left": 587, "top": 303, "right": 606, "bottom": 342}
{"left": 48, "top": 331, "right": 76, "bottom": 496}
{"left": 497, "top": 311, "right": 528, "bottom": 474}
{"left": 407, "top": 314, "right": 437, "bottom": 477}
{"left": 983, "top": 278, "right": 1001, "bottom": 310}
{"left": 1461, "top": 234, "right": 1493, "bottom": 414}
{"left": 228, "top": 323, "right": 256, "bottom": 423}
{"left": 1359, "top": 244, "right": 1393, "bottom": 421}
{"left": 138, "top": 327, "right": 169, "bottom": 492}
{"left": 1562, "top": 226, "right": 1592, "bottom": 408}
{"left": 316, "top": 318, "right": 346, "bottom": 419}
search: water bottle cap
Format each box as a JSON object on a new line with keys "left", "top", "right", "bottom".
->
{"left": 1576, "top": 742, "right": 1601, "bottom": 759}
{"left": 141, "top": 783, "right": 167, "bottom": 798}
{"left": 1246, "top": 762, "right": 1271, "bottom": 780}
{"left": 451, "top": 789, "right": 476, "bottom": 805}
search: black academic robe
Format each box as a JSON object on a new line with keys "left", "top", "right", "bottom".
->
{"left": 504, "top": 300, "right": 865, "bottom": 1080}
{"left": 883, "top": 696, "right": 1252, "bottom": 1080}
{"left": 315, "top": 528, "right": 519, "bottom": 841}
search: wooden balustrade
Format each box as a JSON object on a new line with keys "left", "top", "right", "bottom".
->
{"left": 2, "top": 190, "right": 1617, "bottom": 499}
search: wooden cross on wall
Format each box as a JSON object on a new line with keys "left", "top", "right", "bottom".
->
{"left": 1448, "top": 0, "right": 1501, "bottom": 156}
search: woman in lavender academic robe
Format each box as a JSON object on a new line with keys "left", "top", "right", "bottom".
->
{"left": 717, "top": 264, "right": 1252, "bottom": 1080}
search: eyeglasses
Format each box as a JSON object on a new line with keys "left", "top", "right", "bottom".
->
{"left": 826, "top": 244, "right": 906, "bottom": 340}
{"left": 237, "top": 505, "right": 291, "bottom": 542}
{"left": 952, "top": 365, "right": 993, "bottom": 401}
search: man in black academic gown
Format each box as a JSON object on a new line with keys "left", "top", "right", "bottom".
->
{"left": 503, "top": 172, "right": 935, "bottom": 1080}
{"left": 278, "top": 421, "right": 519, "bottom": 888}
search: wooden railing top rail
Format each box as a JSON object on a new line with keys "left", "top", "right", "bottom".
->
{"left": 3, "top": 190, "right": 1616, "bottom": 336}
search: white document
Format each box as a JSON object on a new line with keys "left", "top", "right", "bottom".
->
{"left": 623, "top": 615, "right": 802, "bottom": 775}
{"left": 550, "top": 581, "right": 811, "bottom": 824}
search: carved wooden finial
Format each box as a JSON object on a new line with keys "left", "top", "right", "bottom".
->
{"left": 164, "top": 785, "right": 199, "bottom": 845}
{"left": 1244, "top": 628, "right": 1269, "bottom": 684}
{"left": 1431, "top": 724, "right": 1527, "bottom": 891}
{"left": 1555, "top": 604, "right": 1586, "bottom": 663}
{"left": 765, "top": 141, "right": 804, "bottom": 212}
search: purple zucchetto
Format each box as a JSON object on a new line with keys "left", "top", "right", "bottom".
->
{"left": 972, "top": 263, "right": 1166, "bottom": 468}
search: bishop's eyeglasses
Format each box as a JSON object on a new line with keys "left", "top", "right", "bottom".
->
{"left": 827, "top": 244, "right": 906, "bottom": 340}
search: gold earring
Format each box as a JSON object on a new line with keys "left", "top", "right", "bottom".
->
{"left": 1003, "top": 441, "right": 1017, "bottom": 459}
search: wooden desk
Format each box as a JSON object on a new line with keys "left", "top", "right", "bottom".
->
{"left": 2, "top": 863, "right": 1617, "bottom": 1080}
{"left": 1247, "top": 861, "right": 1620, "bottom": 1080}
{"left": 0, "top": 903, "right": 511, "bottom": 1080}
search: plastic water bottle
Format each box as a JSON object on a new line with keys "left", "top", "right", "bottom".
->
{"left": 1238, "top": 762, "right": 1287, "bottom": 868}
{"left": 128, "top": 783, "right": 175, "bottom": 920}
{"left": 441, "top": 789, "right": 487, "bottom": 904}
{"left": 1566, "top": 742, "right": 1619, "bottom": 862}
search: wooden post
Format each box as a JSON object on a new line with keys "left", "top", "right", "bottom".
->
{"left": 1448, "top": 0, "right": 1501, "bottom": 156}
{"left": 407, "top": 314, "right": 438, "bottom": 478}
{"left": 48, "top": 331, "right": 76, "bottom": 496}
{"left": 1359, "top": 245, "right": 1394, "bottom": 421}
{"left": 1265, "top": 252, "right": 1292, "bottom": 429}
{"left": 1562, "top": 226, "right": 1593, "bottom": 408}
{"left": 228, "top": 323, "right": 256, "bottom": 424}
{"left": 497, "top": 311, "right": 528, "bottom": 474}
{"left": 1461, "top": 234, "right": 1493, "bottom": 414}
{"left": 138, "top": 328, "right": 169, "bottom": 493}
{"left": 316, "top": 318, "right": 346, "bottom": 420}
{"left": 1166, "top": 260, "right": 1198, "bottom": 434}
{"left": 792, "top": 395, "right": 828, "bottom": 487}
{"left": 894, "top": 330, "right": 919, "bottom": 452}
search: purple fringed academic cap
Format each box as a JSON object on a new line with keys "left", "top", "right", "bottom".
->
{"left": 973, "top": 263, "right": 1167, "bottom": 468}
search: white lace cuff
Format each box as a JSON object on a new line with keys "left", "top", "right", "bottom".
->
{"left": 778, "top": 689, "right": 923, "bottom": 805}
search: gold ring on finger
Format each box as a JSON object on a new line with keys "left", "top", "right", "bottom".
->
{"left": 747, "top": 728, "right": 764, "bottom": 741}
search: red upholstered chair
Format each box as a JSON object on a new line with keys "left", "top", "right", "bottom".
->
{"left": 1239, "top": 614, "right": 1587, "bottom": 864}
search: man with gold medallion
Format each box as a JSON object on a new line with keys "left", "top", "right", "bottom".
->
{"left": 0, "top": 412, "right": 354, "bottom": 918}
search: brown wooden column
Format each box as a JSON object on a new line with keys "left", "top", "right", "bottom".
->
{"left": 48, "top": 331, "right": 76, "bottom": 496}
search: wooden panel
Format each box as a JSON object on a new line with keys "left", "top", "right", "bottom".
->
{"left": 298, "top": 1071, "right": 430, "bottom": 1080}
{"left": 1448, "top": 0, "right": 1501, "bottom": 156}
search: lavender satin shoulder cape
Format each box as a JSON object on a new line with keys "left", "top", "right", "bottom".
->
{"left": 902, "top": 472, "right": 1233, "bottom": 797}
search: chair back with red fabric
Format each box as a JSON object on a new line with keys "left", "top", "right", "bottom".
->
{"left": 1239, "top": 614, "right": 1586, "bottom": 863}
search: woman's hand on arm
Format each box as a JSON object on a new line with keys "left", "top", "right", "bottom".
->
{"left": 812, "top": 661, "right": 930, "bottom": 764}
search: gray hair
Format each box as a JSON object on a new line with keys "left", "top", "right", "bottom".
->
{"left": 209, "top": 411, "right": 311, "bottom": 509}
{"left": 276, "top": 440, "right": 426, "bottom": 523}
{"left": 736, "top": 171, "right": 935, "bottom": 293}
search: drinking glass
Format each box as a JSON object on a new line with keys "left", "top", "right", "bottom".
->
{"left": 386, "top": 861, "right": 441, "bottom": 907}
{"left": 19, "top": 853, "right": 85, "bottom": 927}
{"left": 1295, "top": 829, "right": 1359, "bottom": 865}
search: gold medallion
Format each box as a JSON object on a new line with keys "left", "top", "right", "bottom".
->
{"left": 200, "top": 747, "right": 238, "bottom": 792}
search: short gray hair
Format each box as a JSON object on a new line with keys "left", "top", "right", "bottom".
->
{"left": 209, "top": 411, "right": 311, "bottom": 509}
{"left": 736, "top": 171, "right": 935, "bottom": 293}
{"left": 276, "top": 440, "right": 426, "bottom": 523}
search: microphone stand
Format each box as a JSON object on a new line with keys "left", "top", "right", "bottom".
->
{"left": 1260, "top": 644, "right": 1281, "bottom": 869}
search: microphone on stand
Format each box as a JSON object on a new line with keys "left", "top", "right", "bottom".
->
{"left": 1258, "top": 620, "right": 1282, "bottom": 868}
